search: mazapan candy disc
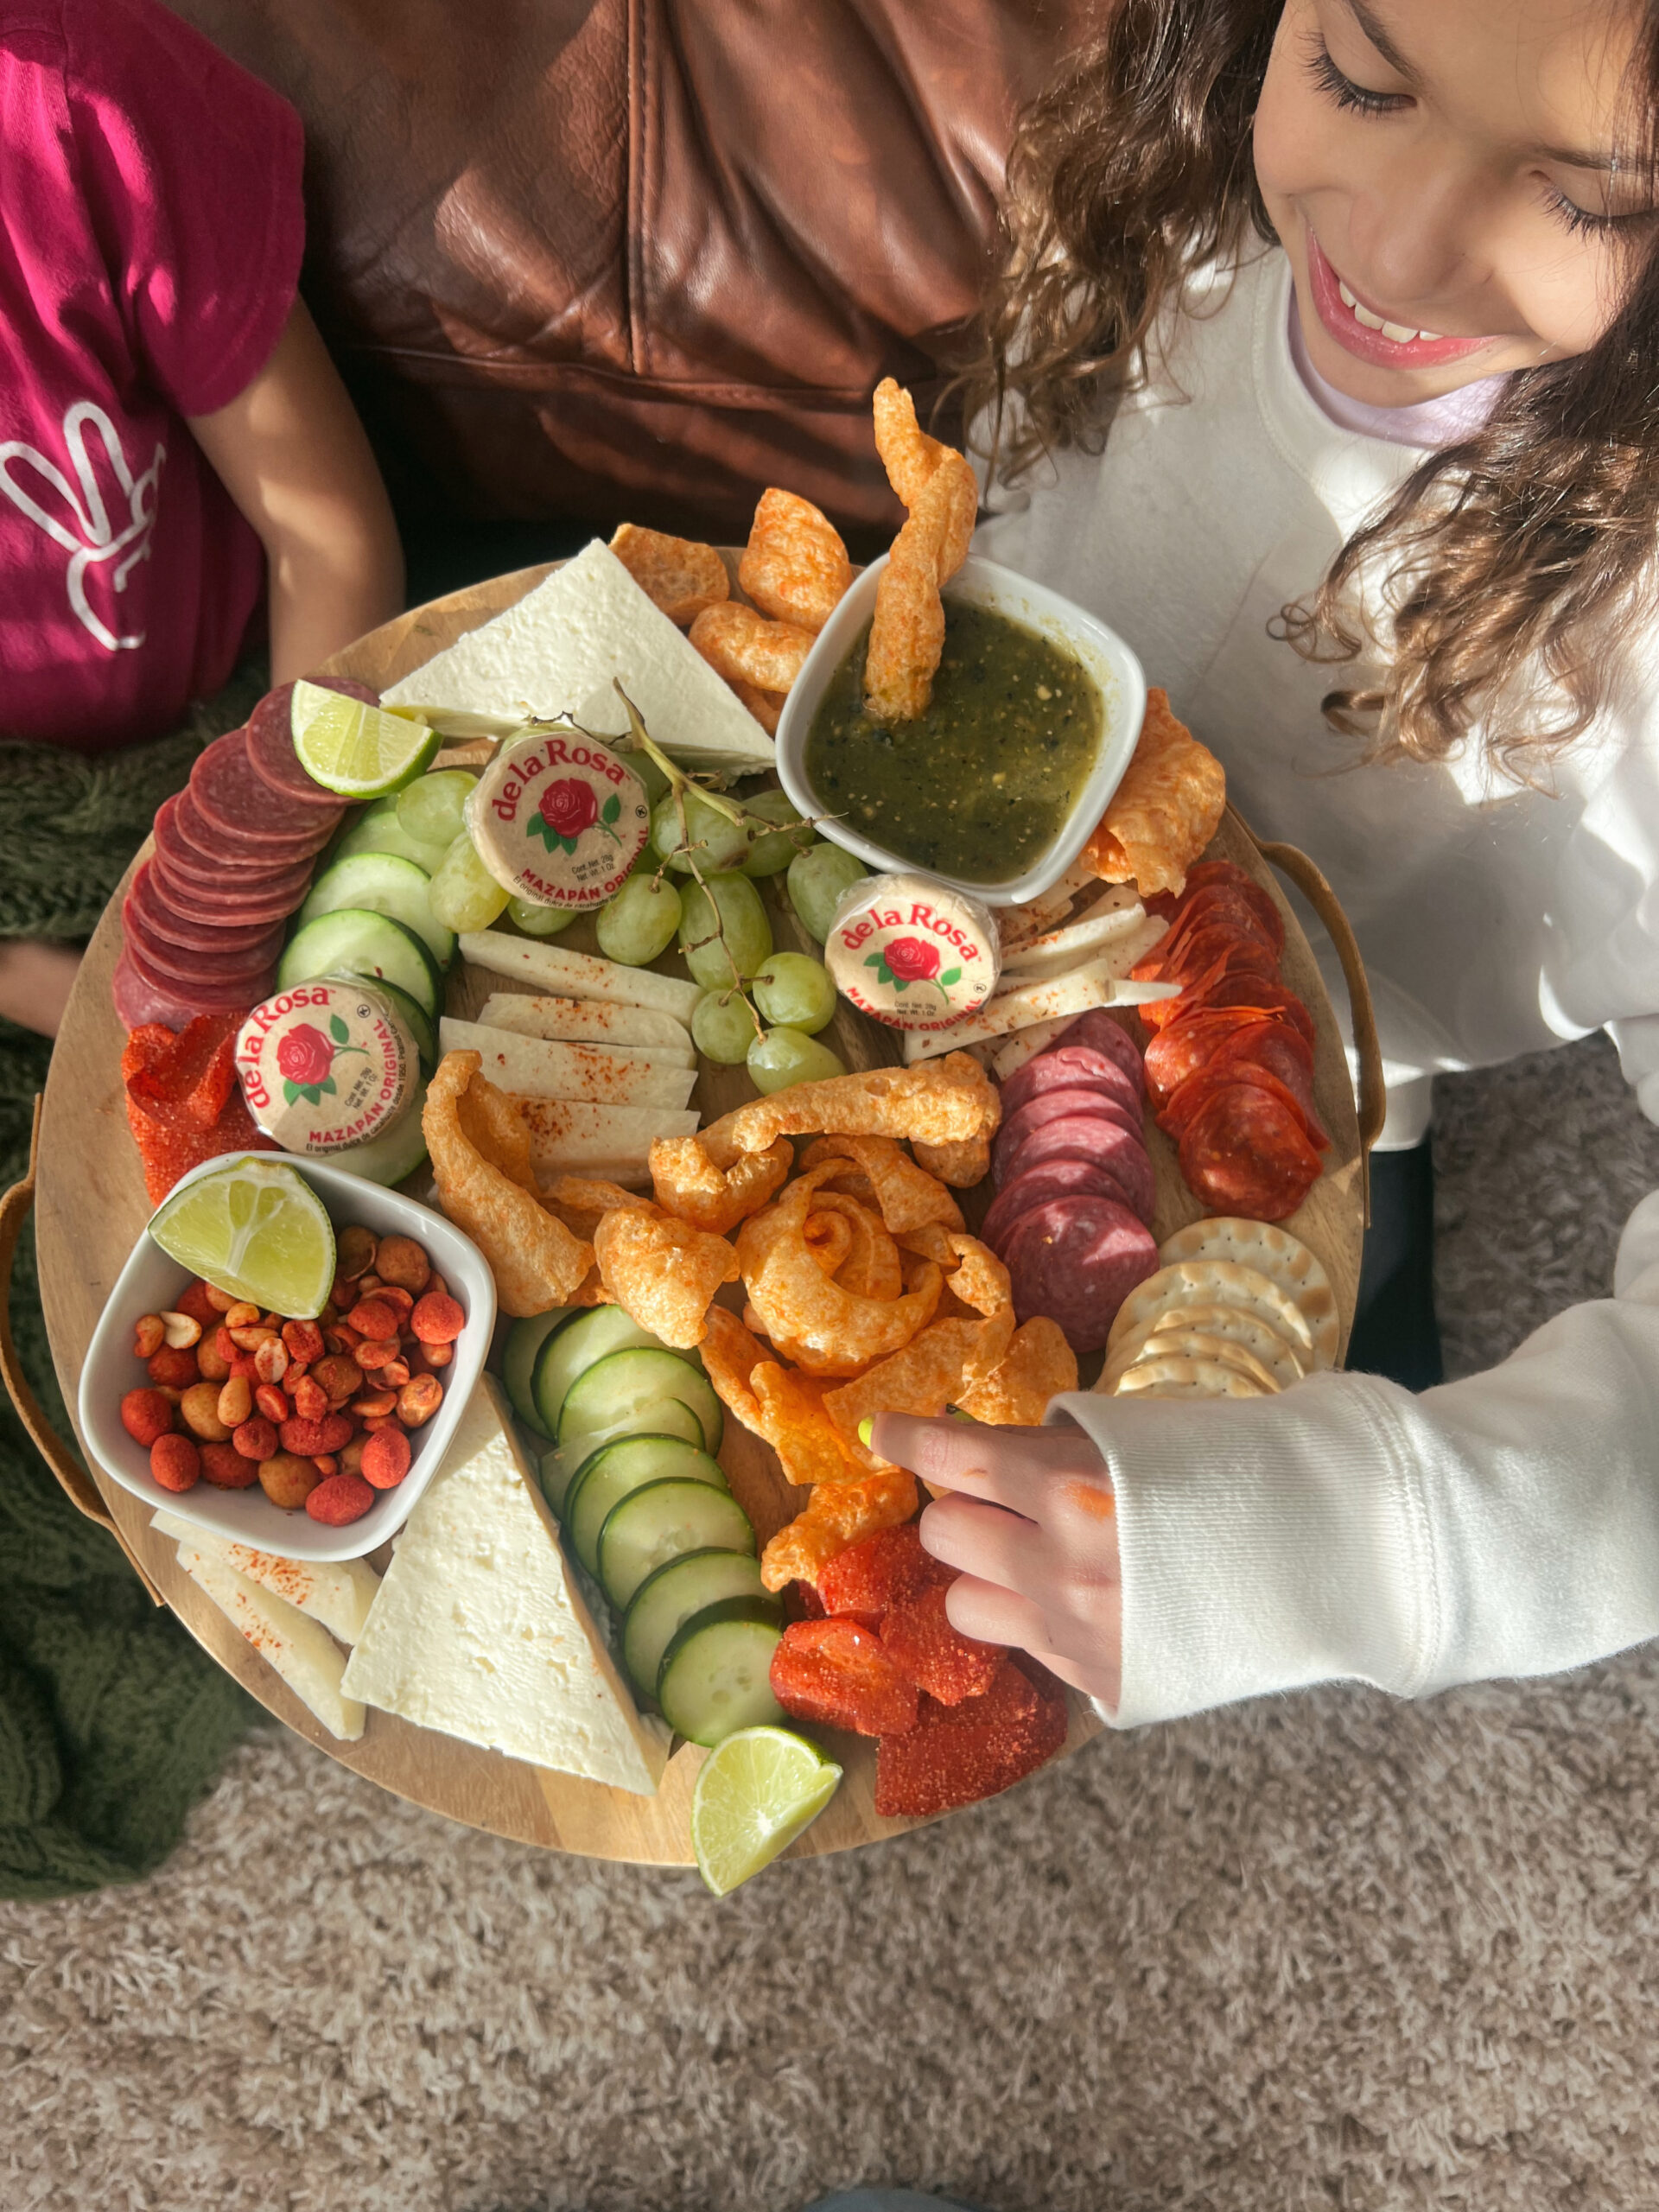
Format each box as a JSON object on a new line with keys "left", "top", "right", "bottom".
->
{"left": 236, "top": 977, "right": 415, "bottom": 1158}
{"left": 824, "top": 871, "right": 1001, "bottom": 1032}
{"left": 468, "top": 726, "right": 650, "bottom": 909}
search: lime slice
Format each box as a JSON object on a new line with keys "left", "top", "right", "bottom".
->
{"left": 291, "top": 680, "right": 441, "bottom": 798}
{"left": 149, "top": 1157, "right": 337, "bottom": 1319}
{"left": 690, "top": 1725, "right": 842, "bottom": 1897}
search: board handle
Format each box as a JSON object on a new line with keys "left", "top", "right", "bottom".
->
{"left": 0, "top": 1096, "right": 163, "bottom": 1604}
{"left": 1227, "top": 808, "right": 1386, "bottom": 1222}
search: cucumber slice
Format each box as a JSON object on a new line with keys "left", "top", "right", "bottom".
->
{"left": 656, "top": 1598, "right": 785, "bottom": 1747}
{"left": 555, "top": 1395, "right": 705, "bottom": 1494}
{"left": 501, "top": 1309, "right": 569, "bottom": 1437}
{"left": 332, "top": 798, "right": 449, "bottom": 874}
{"left": 277, "top": 909, "right": 442, "bottom": 1019}
{"left": 297, "top": 851, "right": 455, "bottom": 968}
{"left": 565, "top": 1434, "right": 728, "bottom": 1576}
{"left": 559, "top": 1345, "right": 724, "bottom": 1463}
{"left": 597, "top": 1478, "right": 755, "bottom": 1611}
{"left": 533, "top": 1311, "right": 701, "bottom": 1444}
{"left": 334, "top": 1085, "right": 429, "bottom": 1185}
{"left": 372, "top": 976, "right": 440, "bottom": 1077}
{"left": 623, "top": 1550, "right": 776, "bottom": 1700}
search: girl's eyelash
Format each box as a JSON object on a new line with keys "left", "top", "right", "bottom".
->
{"left": 1304, "top": 41, "right": 1408, "bottom": 118}
{"left": 1544, "top": 190, "right": 1620, "bottom": 239}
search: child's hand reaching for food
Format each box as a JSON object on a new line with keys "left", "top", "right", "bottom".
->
{"left": 872, "top": 1412, "right": 1122, "bottom": 1708}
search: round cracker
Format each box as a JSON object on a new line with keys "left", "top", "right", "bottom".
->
{"left": 1157, "top": 1218, "right": 1338, "bottom": 1370}
{"left": 1110, "top": 1352, "right": 1273, "bottom": 1400}
{"left": 1130, "top": 1300, "right": 1306, "bottom": 1389}
{"left": 1098, "top": 1325, "right": 1281, "bottom": 1397}
{"left": 1107, "top": 1259, "right": 1318, "bottom": 1365}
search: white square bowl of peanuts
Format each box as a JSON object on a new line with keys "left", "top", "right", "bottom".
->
{"left": 78, "top": 1154, "right": 496, "bottom": 1563}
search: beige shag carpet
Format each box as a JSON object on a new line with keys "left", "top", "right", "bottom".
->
{"left": 7, "top": 1034, "right": 1659, "bottom": 2212}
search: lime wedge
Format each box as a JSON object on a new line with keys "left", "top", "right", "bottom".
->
{"left": 291, "top": 680, "right": 441, "bottom": 798}
{"left": 149, "top": 1158, "right": 337, "bottom": 1319}
{"left": 690, "top": 1725, "right": 842, "bottom": 1897}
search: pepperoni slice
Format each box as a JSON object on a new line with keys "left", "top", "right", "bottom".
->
{"left": 1000, "top": 1045, "right": 1141, "bottom": 1122}
{"left": 1143, "top": 1010, "right": 1301, "bottom": 1109}
{"left": 1139, "top": 946, "right": 1303, "bottom": 1032}
{"left": 1162, "top": 1024, "right": 1327, "bottom": 1149}
{"left": 1173, "top": 970, "right": 1316, "bottom": 1045}
{"left": 1133, "top": 924, "right": 1278, "bottom": 991}
{"left": 1176, "top": 1081, "right": 1322, "bottom": 1221}
{"left": 245, "top": 679, "right": 373, "bottom": 813}
{"left": 995, "top": 1119, "right": 1156, "bottom": 1225}
{"left": 1001, "top": 1195, "right": 1160, "bottom": 1351}
{"left": 980, "top": 1155, "right": 1148, "bottom": 1255}
{"left": 993, "top": 1086, "right": 1142, "bottom": 1186}
{"left": 188, "top": 734, "right": 340, "bottom": 852}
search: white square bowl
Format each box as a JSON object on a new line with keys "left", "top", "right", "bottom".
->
{"left": 775, "top": 551, "right": 1147, "bottom": 906}
{"left": 77, "top": 1152, "right": 495, "bottom": 1563}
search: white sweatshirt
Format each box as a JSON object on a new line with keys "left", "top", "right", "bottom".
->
{"left": 972, "top": 248, "right": 1659, "bottom": 1727}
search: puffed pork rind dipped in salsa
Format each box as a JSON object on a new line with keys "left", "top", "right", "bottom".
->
{"left": 1083, "top": 687, "right": 1227, "bottom": 899}
{"left": 863, "top": 381, "right": 979, "bottom": 724}
{"left": 423, "top": 1052, "right": 594, "bottom": 1315}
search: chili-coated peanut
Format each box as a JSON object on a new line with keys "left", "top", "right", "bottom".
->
{"left": 195, "top": 1333, "right": 232, "bottom": 1382}
{"left": 381, "top": 1357, "right": 411, "bottom": 1389}
{"left": 360, "top": 1414, "right": 397, "bottom": 1433}
{"left": 228, "top": 1325, "right": 277, "bottom": 1353}
{"left": 361, "top": 1427, "right": 412, "bottom": 1488}
{"left": 339, "top": 1434, "right": 369, "bottom": 1478}
{"left": 216, "top": 1376, "right": 252, "bottom": 1428}
{"left": 349, "top": 1389, "right": 398, "bottom": 1420}
{"left": 149, "top": 1433, "right": 200, "bottom": 1492}
{"left": 282, "top": 1319, "right": 326, "bottom": 1365}
{"left": 354, "top": 1337, "right": 399, "bottom": 1371}
{"left": 160, "top": 1311, "right": 202, "bottom": 1350}
{"left": 397, "top": 1375, "right": 443, "bottom": 1427}
{"left": 233, "top": 1415, "right": 279, "bottom": 1461}
{"left": 428, "top": 1272, "right": 448, "bottom": 1301}
{"left": 410, "top": 1292, "right": 465, "bottom": 1344}
{"left": 132, "top": 1313, "right": 165, "bottom": 1358}
{"left": 373, "top": 1236, "right": 431, "bottom": 1294}
{"left": 323, "top": 1324, "right": 362, "bottom": 1357}
{"left": 374, "top": 1285, "right": 416, "bottom": 1319}
{"left": 120, "top": 1388, "right": 174, "bottom": 1446}
{"left": 345, "top": 1298, "right": 400, "bottom": 1341}
{"left": 290, "top": 1374, "right": 329, "bottom": 1422}
{"left": 224, "top": 1302, "right": 261, "bottom": 1330}
{"left": 255, "top": 1382, "right": 289, "bottom": 1424}
{"left": 336, "top": 1226, "right": 378, "bottom": 1280}
{"left": 253, "top": 1338, "right": 289, "bottom": 1386}
{"left": 178, "top": 1382, "right": 232, "bottom": 1442}
{"left": 257, "top": 1452, "right": 320, "bottom": 1510}
{"left": 313, "top": 1453, "right": 339, "bottom": 1478}
{"left": 311, "top": 1354, "right": 364, "bottom": 1404}
{"left": 147, "top": 1345, "right": 200, "bottom": 1389}
{"left": 354, "top": 1274, "right": 384, "bottom": 1299}
{"left": 204, "top": 1285, "right": 238, "bottom": 1313}
{"left": 422, "top": 1342, "right": 454, "bottom": 1370}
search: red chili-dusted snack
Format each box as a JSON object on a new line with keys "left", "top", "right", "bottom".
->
{"left": 146, "top": 1344, "right": 200, "bottom": 1389}
{"left": 280, "top": 1318, "right": 326, "bottom": 1365}
{"left": 873, "top": 1656, "right": 1066, "bottom": 1818}
{"left": 410, "top": 1291, "right": 465, "bottom": 1344}
{"left": 173, "top": 1280, "right": 220, "bottom": 1329}
{"left": 279, "top": 1413, "right": 354, "bottom": 1458}
{"left": 305, "top": 1471, "right": 375, "bottom": 1526}
{"left": 880, "top": 1581, "right": 1003, "bottom": 1705}
{"left": 344, "top": 1297, "right": 400, "bottom": 1341}
{"left": 200, "top": 1440, "right": 259, "bottom": 1489}
{"left": 120, "top": 1387, "right": 175, "bottom": 1447}
{"left": 360, "top": 1427, "right": 412, "bottom": 1490}
{"left": 232, "top": 1415, "right": 280, "bottom": 1461}
{"left": 817, "top": 1522, "right": 949, "bottom": 1626}
{"left": 289, "top": 1373, "right": 329, "bottom": 1422}
{"left": 254, "top": 1382, "right": 289, "bottom": 1424}
{"left": 769, "top": 1618, "right": 920, "bottom": 1738}
{"left": 149, "top": 1432, "right": 200, "bottom": 1493}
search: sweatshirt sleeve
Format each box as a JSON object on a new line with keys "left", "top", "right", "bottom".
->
{"left": 1053, "top": 1190, "right": 1659, "bottom": 1729}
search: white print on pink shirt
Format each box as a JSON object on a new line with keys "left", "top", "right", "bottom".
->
{"left": 0, "top": 400, "right": 163, "bottom": 652}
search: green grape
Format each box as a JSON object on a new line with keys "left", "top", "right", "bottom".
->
{"left": 747, "top": 1027, "right": 848, "bottom": 1094}
{"left": 397, "top": 769, "right": 479, "bottom": 852}
{"left": 428, "top": 830, "right": 511, "bottom": 933}
{"left": 621, "top": 748, "right": 671, "bottom": 810}
{"left": 787, "top": 842, "right": 869, "bottom": 942}
{"left": 506, "top": 894, "right": 575, "bottom": 938}
{"left": 691, "top": 989, "right": 760, "bottom": 1065}
{"left": 752, "top": 951, "right": 837, "bottom": 1035}
{"left": 739, "top": 790, "right": 812, "bottom": 877}
{"left": 652, "top": 790, "right": 750, "bottom": 874}
{"left": 677, "top": 871, "right": 772, "bottom": 990}
{"left": 596, "top": 873, "right": 683, "bottom": 966}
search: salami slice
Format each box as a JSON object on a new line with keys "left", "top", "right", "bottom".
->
{"left": 112, "top": 946, "right": 215, "bottom": 1032}
{"left": 150, "top": 850, "right": 315, "bottom": 925}
{"left": 152, "top": 805, "right": 317, "bottom": 896}
{"left": 1053, "top": 1010, "right": 1147, "bottom": 1096}
{"left": 1000, "top": 1043, "right": 1141, "bottom": 1121}
{"left": 124, "top": 908, "right": 285, "bottom": 990}
{"left": 993, "top": 1086, "right": 1142, "bottom": 1185}
{"left": 245, "top": 679, "right": 374, "bottom": 812}
{"left": 188, "top": 734, "right": 340, "bottom": 853}
{"left": 996, "top": 1119, "right": 1156, "bottom": 1225}
{"left": 980, "top": 1155, "right": 1148, "bottom": 1255}
{"left": 1001, "top": 1195, "right": 1160, "bottom": 1351}
{"left": 126, "top": 866, "right": 296, "bottom": 959}
{"left": 1160, "top": 885, "right": 1283, "bottom": 960}
{"left": 1176, "top": 1081, "right": 1322, "bottom": 1222}
{"left": 121, "top": 933, "right": 276, "bottom": 1015}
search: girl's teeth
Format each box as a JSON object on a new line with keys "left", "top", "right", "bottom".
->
{"left": 1335, "top": 273, "right": 1440, "bottom": 346}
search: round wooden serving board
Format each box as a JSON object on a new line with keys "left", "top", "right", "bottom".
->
{"left": 36, "top": 558, "right": 1368, "bottom": 1867}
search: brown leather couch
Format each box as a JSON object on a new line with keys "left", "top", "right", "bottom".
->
{"left": 163, "top": 1, "right": 1098, "bottom": 543}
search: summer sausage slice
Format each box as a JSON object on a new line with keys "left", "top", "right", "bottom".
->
{"left": 126, "top": 865, "right": 296, "bottom": 960}
{"left": 992, "top": 1086, "right": 1143, "bottom": 1186}
{"left": 1002, "top": 1195, "right": 1160, "bottom": 1351}
{"left": 980, "top": 1155, "right": 1149, "bottom": 1255}
{"left": 999, "top": 1043, "right": 1141, "bottom": 1121}
{"left": 1051, "top": 1010, "right": 1147, "bottom": 1096}
{"left": 188, "top": 734, "right": 340, "bottom": 853}
{"left": 245, "top": 679, "right": 375, "bottom": 812}
{"left": 121, "top": 932, "right": 276, "bottom": 1015}
{"left": 995, "top": 1118, "right": 1156, "bottom": 1226}
{"left": 123, "top": 908, "right": 286, "bottom": 990}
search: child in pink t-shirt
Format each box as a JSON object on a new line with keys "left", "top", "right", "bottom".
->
{"left": 0, "top": 0, "right": 404, "bottom": 1034}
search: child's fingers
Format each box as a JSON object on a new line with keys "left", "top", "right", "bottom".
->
{"left": 920, "top": 1490, "right": 1049, "bottom": 1592}
{"left": 871, "top": 1411, "right": 1099, "bottom": 1510}
{"left": 942, "top": 1571, "right": 1050, "bottom": 1651}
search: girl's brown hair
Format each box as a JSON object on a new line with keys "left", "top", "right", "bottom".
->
{"left": 966, "top": 0, "right": 1659, "bottom": 777}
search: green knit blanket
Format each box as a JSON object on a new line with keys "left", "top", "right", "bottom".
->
{"left": 0, "top": 668, "right": 269, "bottom": 1900}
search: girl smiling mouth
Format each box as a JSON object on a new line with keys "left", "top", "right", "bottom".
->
{"left": 1304, "top": 230, "right": 1497, "bottom": 369}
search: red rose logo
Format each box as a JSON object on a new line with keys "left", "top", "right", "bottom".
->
{"left": 882, "top": 936, "right": 941, "bottom": 984}
{"left": 276, "top": 1024, "right": 334, "bottom": 1087}
{"left": 542, "top": 778, "right": 598, "bottom": 840}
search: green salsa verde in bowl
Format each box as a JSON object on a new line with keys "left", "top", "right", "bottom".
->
{"left": 776, "top": 553, "right": 1147, "bottom": 906}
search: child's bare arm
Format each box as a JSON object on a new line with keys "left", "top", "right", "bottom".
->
{"left": 0, "top": 942, "right": 83, "bottom": 1039}
{"left": 187, "top": 300, "right": 404, "bottom": 682}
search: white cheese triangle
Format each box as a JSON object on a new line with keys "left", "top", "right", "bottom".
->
{"left": 340, "top": 1376, "right": 669, "bottom": 1796}
{"left": 381, "top": 538, "right": 775, "bottom": 779}
{"left": 152, "top": 1510, "right": 380, "bottom": 1643}
{"left": 174, "top": 1545, "right": 365, "bottom": 1740}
